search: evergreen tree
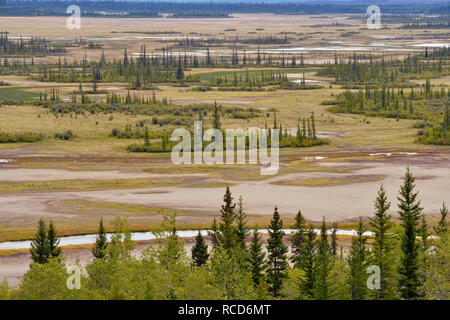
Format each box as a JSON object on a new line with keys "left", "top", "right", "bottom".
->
{"left": 176, "top": 56, "right": 184, "bottom": 81}
{"left": 330, "top": 222, "right": 338, "bottom": 256}
{"left": 299, "top": 224, "right": 316, "bottom": 299}
{"left": 212, "top": 101, "right": 221, "bottom": 130}
{"left": 30, "top": 218, "right": 49, "bottom": 264}
{"left": 235, "top": 196, "right": 249, "bottom": 249}
{"left": 192, "top": 231, "right": 209, "bottom": 267}
{"left": 266, "top": 206, "right": 288, "bottom": 297}
{"left": 47, "top": 221, "right": 61, "bottom": 259}
{"left": 290, "top": 210, "right": 306, "bottom": 267}
{"left": 249, "top": 228, "right": 266, "bottom": 287}
{"left": 347, "top": 218, "right": 368, "bottom": 300}
{"left": 218, "top": 186, "right": 236, "bottom": 250}
{"left": 433, "top": 202, "right": 448, "bottom": 236}
{"left": 418, "top": 214, "right": 431, "bottom": 296}
{"left": 144, "top": 126, "right": 150, "bottom": 147}
{"left": 209, "top": 217, "right": 221, "bottom": 249}
{"left": 397, "top": 167, "right": 423, "bottom": 299}
{"left": 314, "top": 217, "right": 331, "bottom": 300}
{"left": 92, "top": 218, "right": 108, "bottom": 259}
{"left": 369, "top": 185, "right": 394, "bottom": 299}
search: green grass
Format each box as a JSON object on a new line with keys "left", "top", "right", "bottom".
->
{"left": 0, "top": 87, "right": 40, "bottom": 101}
{"left": 0, "top": 177, "right": 183, "bottom": 193}
{"left": 197, "top": 68, "right": 319, "bottom": 82}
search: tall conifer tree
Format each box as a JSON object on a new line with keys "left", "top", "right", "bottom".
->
{"left": 47, "top": 220, "right": 61, "bottom": 259}
{"left": 266, "top": 206, "right": 288, "bottom": 297}
{"left": 290, "top": 210, "right": 306, "bottom": 267}
{"left": 314, "top": 217, "right": 331, "bottom": 300}
{"left": 369, "top": 185, "right": 394, "bottom": 299}
{"left": 397, "top": 167, "right": 423, "bottom": 299}
{"left": 192, "top": 231, "right": 209, "bottom": 267}
{"left": 249, "top": 228, "right": 266, "bottom": 287}
{"left": 30, "top": 218, "right": 49, "bottom": 264}
{"left": 299, "top": 224, "right": 316, "bottom": 299}
{"left": 347, "top": 218, "right": 368, "bottom": 300}
{"left": 218, "top": 186, "right": 236, "bottom": 250}
{"left": 92, "top": 218, "right": 108, "bottom": 259}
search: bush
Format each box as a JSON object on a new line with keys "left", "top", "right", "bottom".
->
{"left": 54, "top": 130, "right": 75, "bottom": 140}
{"left": 0, "top": 131, "right": 44, "bottom": 143}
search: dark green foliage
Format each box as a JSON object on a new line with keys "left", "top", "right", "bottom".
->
{"left": 217, "top": 186, "right": 237, "bottom": 251}
{"left": 330, "top": 222, "right": 338, "bottom": 256}
{"left": 192, "top": 231, "right": 209, "bottom": 267}
{"left": 319, "top": 50, "right": 449, "bottom": 85}
{"left": 248, "top": 228, "right": 266, "bottom": 287}
{"left": 47, "top": 221, "right": 61, "bottom": 259}
{"left": 208, "top": 217, "right": 221, "bottom": 250}
{"left": 290, "top": 210, "right": 306, "bottom": 267}
{"left": 212, "top": 101, "right": 221, "bottom": 130}
{"left": 30, "top": 219, "right": 61, "bottom": 264}
{"left": 266, "top": 206, "right": 288, "bottom": 297}
{"left": 347, "top": 218, "right": 368, "bottom": 300}
{"left": 235, "top": 196, "right": 249, "bottom": 249}
{"left": 53, "top": 130, "right": 74, "bottom": 140}
{"left": 397, "top": 167, "right": 423, "bottom": 299}
{"left": 434, "top": 202, "right": 448, "bottom": 236}
{"left": 299, "top": 224, "right": 316, "bottom": 299}
{"left": 369, "top": 185, "right": 394, "bottom": 299}
{"left": 92, "top": 218, "right": 108, "bottom": 259}
{"left": 0, "top": 131, "right": 44, "bottom": 143}
{"left": 314, "top": 217, "right": 330, "bottom": 300}
{"left": 30, "top": 219, "right": 49, "bottom": 264}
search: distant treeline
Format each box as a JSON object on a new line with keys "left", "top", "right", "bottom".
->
{"left": 0, "top": 1, "right": 448, "bottom": 17}
{"left": 0, "top": 31, "right": 67, "bottom": 56}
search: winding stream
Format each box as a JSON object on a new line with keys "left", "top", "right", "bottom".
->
{"left": 0, "top": 228, "right": 374, "bottom": 250}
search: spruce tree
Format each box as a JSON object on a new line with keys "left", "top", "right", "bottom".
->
{"left": 314, "top": 217, "right": 331, "bottom": 300}
{"left": 347, "top": 218, "right": 368, "bottom": 300}
{"left": 266, "top": 206, "right": 288, "bottom": 297}
{"left": 290, "top": 210, "right": 306, "bottom": 267}
{"left": 144, "top": 126, "right": 150, "bottom": 148}
{"left": 212, "top": 101, "right": 221, "bottom": 130}
{"left": 47, "top": 220, "right": 61, "bottom": 259}
{"left": 208, "top": 217, "right": 221, "bottom": 249}
{"left": 217, "top": 187, "right": 236, "bottom": 251}
{"left": 434, "top": 202, "right": 448, "bottom": 236}
{"left": 249, "top": 228, "right": 266, "bottom": 287}
{"left": 299, "top": 224, "right": 316, "bottom": 299}
{"left": 330, "top": 222, "right": 338, "bottom": 256}
{"left": 369, "top": 185, "right": 394, "bottom": 299}
{"left": 192, "top": 231, "right": 209, "bottom": 267}
{"left": 30, "top": 218, "right": 49, "bottom": 264}
{"left": 92, "top": 218, "right": 108, "bottom": 259}
{"left": 418, "top": 214, "right": 431, "bottom": 296}
{"left": 235, "top": 196, "right": 249, "bottom": 249}
{"left": 397, "top": 167, "right": 423, "bottom": 299}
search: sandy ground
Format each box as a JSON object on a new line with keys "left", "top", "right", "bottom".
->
{"left": 0, "top": 168, "right": 205, "bottom": 182}
{"left": 0, "top": 155, "right": 448, "bottom": 225}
